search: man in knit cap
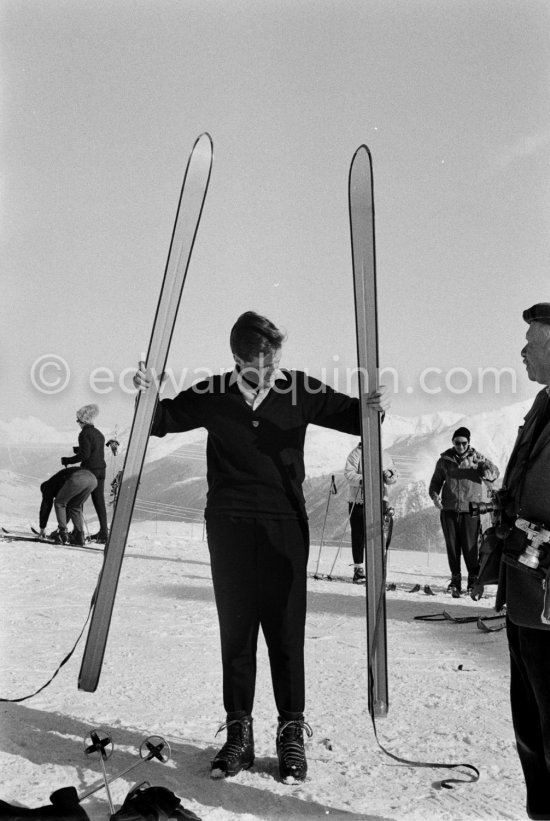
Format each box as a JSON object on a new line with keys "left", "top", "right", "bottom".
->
{"left": 429, "top": 426, "right": 499, "bottom": 596}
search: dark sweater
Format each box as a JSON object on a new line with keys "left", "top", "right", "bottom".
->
{"left": 151, "top": 370, "right": 360, "bottom": 519}
{"left": 65, "top": 424, "right": 106, "bottom": 477}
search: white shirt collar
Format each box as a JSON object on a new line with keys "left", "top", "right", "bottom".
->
{"left": 230, "top": 367, "right": 287, "bottom": 409}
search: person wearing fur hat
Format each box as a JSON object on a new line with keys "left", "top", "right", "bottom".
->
{"left": 61, "top": 404, "right": 108, "bottom": 543}
{"left": 429, "top": 427, "right": 499, "bottom": 596}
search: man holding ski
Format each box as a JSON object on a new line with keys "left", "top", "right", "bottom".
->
{"left": 134, "top": 310, "right": 389, "bottom": 783}
{"left": 496, "top": 302, "right": 550, "bottom": 820}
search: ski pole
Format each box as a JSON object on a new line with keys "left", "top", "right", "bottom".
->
{"left": 383, "top": 504, "right": 394, "bottom": 579}
{"left": 327, "top": 486, "right": 360, "bottom": 579}
{"left": 313, "top": 475, "right": 337, "bottom": 579}
{"left": 83, "top": 730, "right": 115, "bottom": 815}
{"left": 79, "top": 735, "right": 171, "bottom": 803}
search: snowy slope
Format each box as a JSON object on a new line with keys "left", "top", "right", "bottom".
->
{"left": 0, "top": 523, "right": 529, "bottom": 820}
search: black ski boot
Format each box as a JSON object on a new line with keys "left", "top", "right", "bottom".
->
{"left": 68, "top": 529, "right": 86, "bottom": 547}
{"left": 276, "top": 717, "right": 313, "bottom": 784}
{"left": 210, "top": 715, "right": 254, "bottom": 778}
{"left": 49, "top": 527, "right": 68, "bottom": 545}
{"left": 447, "top": 575, "right": 462, "bottom": 598}
{"left": 352, "top": 566, "right": 366, "bottom": 584}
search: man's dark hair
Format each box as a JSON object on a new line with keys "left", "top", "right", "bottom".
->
{"left": 230, "top": 311, "right": 286, "bottom": 361}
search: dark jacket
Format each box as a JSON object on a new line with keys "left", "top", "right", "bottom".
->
{"left": 498, "top": 388, "right": 550, "bottom": 629}
{"left": 503, "top": 388, "right": 550, "bottom": 523}
{"left": 151, "top": 369, "right": 360, "bottom": 520}
{"left": 64, "top": 424, "right": 106, "bottom": 478}
{"left": 429, "top": 447, "right": 499, "bottom": 512}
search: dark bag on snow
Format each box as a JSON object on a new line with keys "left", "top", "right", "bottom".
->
{"left": 0, "top": 787, "right": 89, "bottom": 821}
{"left": 477, "top": 526, "right": 504, "bottom": 586}
{"left": 110, "top": 786, "right": 201, "bottom": 821}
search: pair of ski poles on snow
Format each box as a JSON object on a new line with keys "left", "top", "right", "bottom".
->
{"left": 79, "top": 729, "right": 171, "bottom": 814}
{"left": 313, "top": 476, "right": 393, "bottom": 580}
{"left": 313, "top": 477, "right": 361, "bottom": 580}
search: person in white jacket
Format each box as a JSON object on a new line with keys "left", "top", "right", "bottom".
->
{"left": 344, "top": 442, "right": 398, "bottom": 583}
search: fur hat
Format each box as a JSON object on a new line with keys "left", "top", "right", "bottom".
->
{"left": 76, "top": 404, "right": 99, "bottom": 424}
{"left": 452, "top": 426, "right": 470, "bottom": 442}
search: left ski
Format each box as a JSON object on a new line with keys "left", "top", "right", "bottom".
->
{"left": 30, "top": 526, "right": 103, "bottom": 552}
{"left": 2, "top": 526, "right": 32, "bottom": 540}
{"left": 78, "top": 133, "right": 213, "bottom": 693}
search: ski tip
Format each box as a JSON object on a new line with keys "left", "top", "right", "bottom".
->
{"left": 194, "top": 132, "right": 214, "bottom": 156}
{"left": 351, "top": 143, "right": 373, "bottom": 164}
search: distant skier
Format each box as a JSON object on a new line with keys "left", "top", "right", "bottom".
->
{"left": 428, "top": 427, "right": 499, "bottom": 596}
{"left": 38, "top": 466, "right": 78, "bottom": 538}
{"left": 106, "top": 438, "right": 120, "bottom": 457}
{"left": 49, "top": 467, "right": 97, "bottom": 546}
{"left": 61, "top": 404, "right": 109, "bottom": 543}
{"left": 344, "top": 442, "right": 398, "bottom": 583}
{"left": 133, "top": 310, "right": 390, "bottom": 783}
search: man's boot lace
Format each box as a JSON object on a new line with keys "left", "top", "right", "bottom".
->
{"left": 276, "top": 717, "right": 313, "bottom": 783}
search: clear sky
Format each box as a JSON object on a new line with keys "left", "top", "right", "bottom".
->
{"left": 2, "top": 0, "right": 549, "bottom": 434}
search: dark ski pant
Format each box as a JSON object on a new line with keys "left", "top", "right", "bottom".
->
{"left": 54, "top": 469, "right": 97, "bottom": 532}
{"left": 206, "top": 514, "right": 309, "bottom": 721}
{"left": 91, "top": 473, "right": 108, "bottom": 536}
{"left": 349, "top": 502, "right": 365, "bottom": 565}
{"left": 507, "top": 618, "right": 550, "bottom": 820}
{"left": 40, "top": 468, "right": 76, "bottom": 529}
{"left": 439, "top": 510, "right": 480, "bottom": 584}
{"left": 41, "top": 469, "right": 107, "bottom": 535}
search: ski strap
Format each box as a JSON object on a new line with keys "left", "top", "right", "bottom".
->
{"left": 369, "top": 708, "right": 480, "bottom": 789}
{"left": 414, "top": 611, "right": 506, "bottom": 624}
{"left": 370, "top": 556, "right": 480, "bottom": 787}
{"left": 0, "top": 593, "right": 95, "bottom": 704}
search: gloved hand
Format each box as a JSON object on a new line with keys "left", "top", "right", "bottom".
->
{"left": 431, "top": 493, "right": 443, "bottom": 510}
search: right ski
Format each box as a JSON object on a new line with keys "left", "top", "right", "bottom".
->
{"left": 349, "top": 144, "right": 388, "bottom": 718}
{"left": 78, "top": 133, "right": 213, "bottom": 693}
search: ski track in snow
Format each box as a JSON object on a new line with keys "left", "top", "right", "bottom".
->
{"left": 0, "top": 522, "right": 527, "bottom": 820}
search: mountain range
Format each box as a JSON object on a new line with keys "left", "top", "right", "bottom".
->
{"left": 0, "top": 398, "right": 533, "bottom": 549}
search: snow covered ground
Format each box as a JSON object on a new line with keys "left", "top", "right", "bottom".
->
{"left": 0, "top": 521, "right": 528, "bottom": 821}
